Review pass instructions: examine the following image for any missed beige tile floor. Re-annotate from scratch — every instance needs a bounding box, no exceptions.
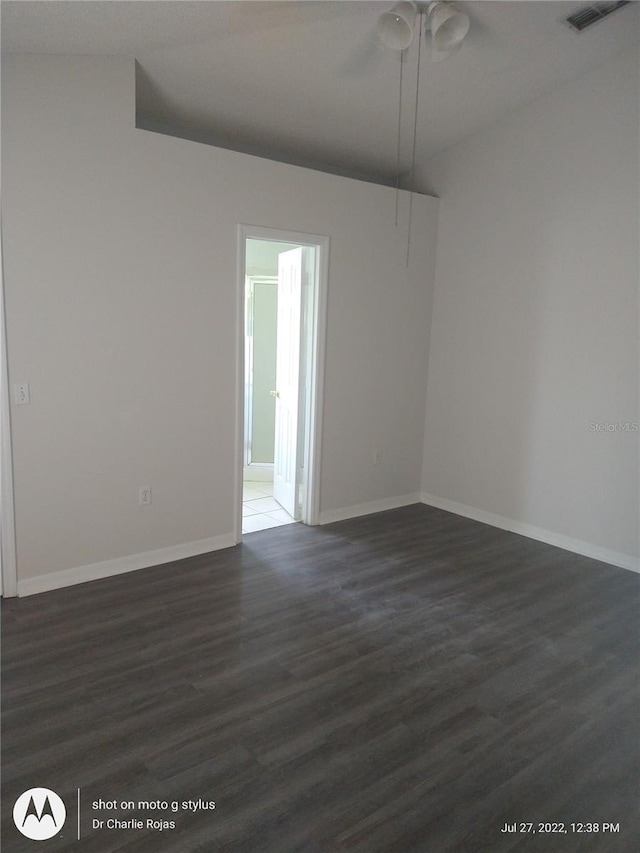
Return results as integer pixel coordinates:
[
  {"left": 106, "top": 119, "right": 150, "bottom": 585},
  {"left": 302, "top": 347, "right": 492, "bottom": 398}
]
[{"left": 242, "top": 480, "right": 296, "bottom": 534}]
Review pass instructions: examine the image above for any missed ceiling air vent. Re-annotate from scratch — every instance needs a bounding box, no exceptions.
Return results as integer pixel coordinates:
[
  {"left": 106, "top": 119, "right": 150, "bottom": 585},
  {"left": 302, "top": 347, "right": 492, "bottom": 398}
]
[{"left": 564, "top": 1, "right": 631, "bottom": 32}]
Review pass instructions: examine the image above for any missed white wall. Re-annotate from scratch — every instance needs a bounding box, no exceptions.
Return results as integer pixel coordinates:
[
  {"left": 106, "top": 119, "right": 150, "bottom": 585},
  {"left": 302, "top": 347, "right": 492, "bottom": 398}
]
[
  {"left": 421, "top": 49, "right": 639, "bottom": 568},
  {"left": 1, "top": 55, "right": 439, "bottom": 591}
]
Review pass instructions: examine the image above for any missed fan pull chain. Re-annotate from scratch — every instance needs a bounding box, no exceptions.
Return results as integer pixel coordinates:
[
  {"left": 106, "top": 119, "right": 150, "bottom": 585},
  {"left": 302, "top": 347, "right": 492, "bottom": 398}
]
[
  {"left": 406, "top": 11, "right": 423, "bottom": 267},
  {"left": 395, "top": 50, "right": 404, "bottom": 227}
]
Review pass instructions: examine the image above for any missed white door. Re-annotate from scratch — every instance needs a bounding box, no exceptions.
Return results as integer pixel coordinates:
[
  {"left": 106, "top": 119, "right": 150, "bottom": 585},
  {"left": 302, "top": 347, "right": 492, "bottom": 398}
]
[{"left": 273, "top": 247, "right": 305, "bottom": 518}]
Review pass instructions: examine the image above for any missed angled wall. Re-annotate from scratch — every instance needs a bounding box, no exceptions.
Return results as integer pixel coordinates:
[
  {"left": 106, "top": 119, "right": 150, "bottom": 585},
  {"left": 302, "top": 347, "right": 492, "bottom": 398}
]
[{"left": 2, "top": 55, "right": 439, "bottom": 593}]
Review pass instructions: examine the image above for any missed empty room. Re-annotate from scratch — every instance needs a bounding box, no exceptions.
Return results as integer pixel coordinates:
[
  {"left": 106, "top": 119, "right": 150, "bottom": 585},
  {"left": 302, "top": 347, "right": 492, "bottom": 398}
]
[{"left": 1, "top": 1, "right": 638, "bottom": 851}]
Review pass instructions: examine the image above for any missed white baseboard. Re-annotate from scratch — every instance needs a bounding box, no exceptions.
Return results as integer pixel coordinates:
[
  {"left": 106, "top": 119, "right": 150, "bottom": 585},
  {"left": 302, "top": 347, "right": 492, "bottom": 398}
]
[
  {"left": 17, "top": 494, "right": 638, "bottom": 596},
  {"left": 17, "top": 533, "right": 237, "bottom": 597},
  {"left": 421, "top": 492, "right": 639, "bottom": 574},
  {"left": 319, "top": 493, "right": 421, "bottom": 526}
]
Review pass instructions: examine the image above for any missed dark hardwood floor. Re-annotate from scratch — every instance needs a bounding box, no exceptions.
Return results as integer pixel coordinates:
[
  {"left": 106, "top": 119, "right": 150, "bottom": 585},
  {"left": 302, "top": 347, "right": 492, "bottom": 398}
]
[{"left": 2, "top": 504, "right": 638, "bottom": 852}]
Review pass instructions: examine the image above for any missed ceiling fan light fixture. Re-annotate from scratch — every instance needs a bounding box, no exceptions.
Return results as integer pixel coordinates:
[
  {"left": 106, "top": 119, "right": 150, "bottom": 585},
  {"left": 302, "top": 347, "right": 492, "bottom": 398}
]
[
  {"left": 377, "top": 1, "right": 418, "bottom": 51},
  {"left": 427, "top": 2, "right": 470, "bottom": 52}
]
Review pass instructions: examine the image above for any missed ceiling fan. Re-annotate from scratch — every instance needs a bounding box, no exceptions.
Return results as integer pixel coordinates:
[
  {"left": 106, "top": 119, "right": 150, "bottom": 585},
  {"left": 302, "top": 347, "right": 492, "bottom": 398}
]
[{"left": 373, "top": 3, "right": 471, "bottom": 263}]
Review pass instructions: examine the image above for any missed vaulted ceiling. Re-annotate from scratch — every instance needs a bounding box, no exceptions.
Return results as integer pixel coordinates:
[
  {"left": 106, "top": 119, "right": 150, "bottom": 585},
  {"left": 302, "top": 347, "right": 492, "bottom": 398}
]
[{"left": 3, "top": 1, "right": 638, "bottom": 192}]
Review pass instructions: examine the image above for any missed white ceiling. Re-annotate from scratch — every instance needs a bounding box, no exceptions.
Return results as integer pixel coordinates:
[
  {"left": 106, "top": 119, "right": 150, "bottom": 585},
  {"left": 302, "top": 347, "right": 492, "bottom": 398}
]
[{"left": 2, "top": 1, "right": 638, "bottom": 191}]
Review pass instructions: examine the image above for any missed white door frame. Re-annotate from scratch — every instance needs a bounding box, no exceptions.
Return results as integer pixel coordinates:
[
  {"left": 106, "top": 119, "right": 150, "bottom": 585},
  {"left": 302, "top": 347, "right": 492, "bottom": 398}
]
[
  {"left": 1, "top": 219, "right": 18, "bottom": 597},
  {"left": 235, "top": 225, "right": 329, "bottom": 542}
]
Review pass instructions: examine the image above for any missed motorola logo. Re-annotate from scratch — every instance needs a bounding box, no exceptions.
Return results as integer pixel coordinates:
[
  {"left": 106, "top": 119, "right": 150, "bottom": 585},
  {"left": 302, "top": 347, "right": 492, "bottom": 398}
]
[{"left": 13, "top": 788, "right": 66, "bottom": 840}]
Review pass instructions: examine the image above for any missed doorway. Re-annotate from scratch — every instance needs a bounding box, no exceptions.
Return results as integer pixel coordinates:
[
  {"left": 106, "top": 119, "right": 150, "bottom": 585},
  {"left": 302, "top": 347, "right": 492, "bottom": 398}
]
[{"left": 236, "top": 226, "right": 328, "bottom": 539}]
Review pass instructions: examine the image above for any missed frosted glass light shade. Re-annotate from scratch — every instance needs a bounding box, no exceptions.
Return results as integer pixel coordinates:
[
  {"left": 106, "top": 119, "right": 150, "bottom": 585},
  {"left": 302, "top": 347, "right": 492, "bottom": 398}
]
[
  {"left": 428, "top": 2, "right": 470, "bottom": 52},
  {"left": 377, "top": 1, "right": 418, "bottom": 50}
]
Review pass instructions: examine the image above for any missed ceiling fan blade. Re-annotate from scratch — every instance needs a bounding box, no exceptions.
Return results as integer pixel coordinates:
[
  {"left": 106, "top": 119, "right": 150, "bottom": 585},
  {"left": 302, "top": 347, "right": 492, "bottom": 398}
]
[{"left": 222, "top": 1, "right": 369, "bottom": 40}]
